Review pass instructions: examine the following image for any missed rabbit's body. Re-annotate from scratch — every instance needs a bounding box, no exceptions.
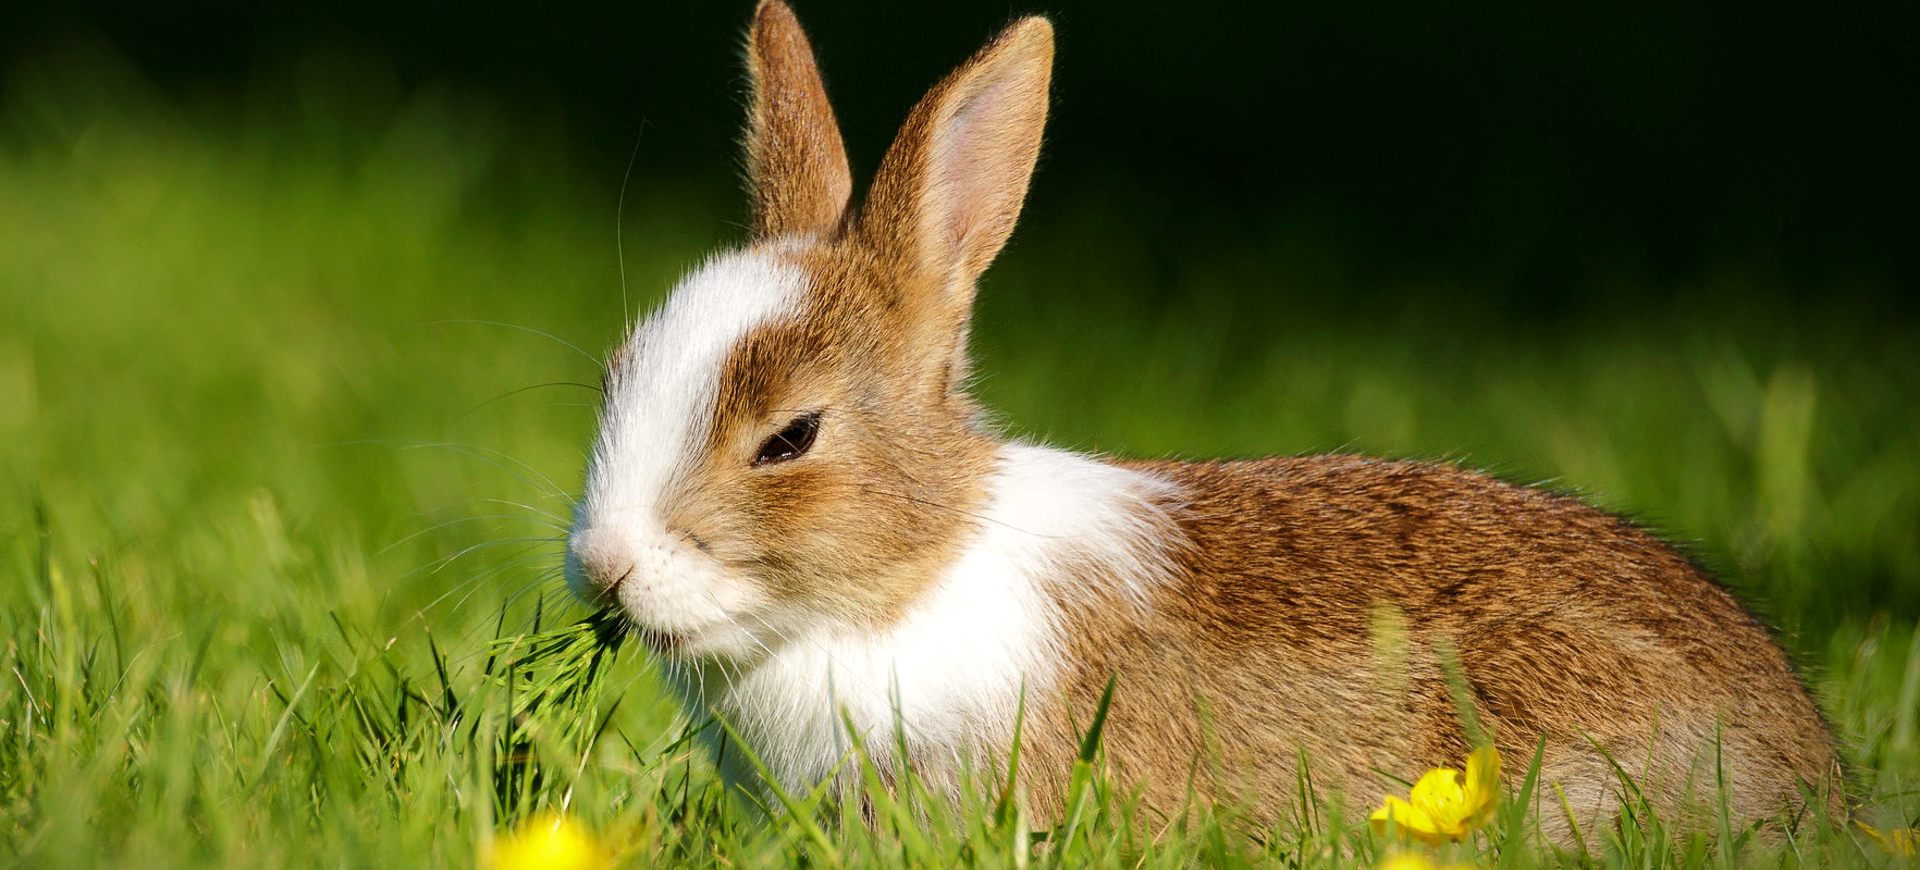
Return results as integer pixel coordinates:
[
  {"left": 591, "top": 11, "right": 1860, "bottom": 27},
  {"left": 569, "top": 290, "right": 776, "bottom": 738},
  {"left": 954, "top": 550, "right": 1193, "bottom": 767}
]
[
  {"left": 658, "top": 440, "right": 1837, "bottom": 836},
  {"left": 1033, "top": 456, "right": 1839, "bottom": 836},
  {"left": 567, "top": 0, "right": 1840, "bottom": 840}
]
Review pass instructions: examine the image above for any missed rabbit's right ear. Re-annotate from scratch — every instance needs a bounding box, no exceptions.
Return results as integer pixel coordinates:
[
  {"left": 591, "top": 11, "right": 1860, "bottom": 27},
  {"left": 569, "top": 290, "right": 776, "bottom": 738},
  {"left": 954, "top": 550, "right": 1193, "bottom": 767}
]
[
  {"left": 744, "top": 0, "right": 852, "bottom": 239},
  {"left": 854, "top": 17, "right": 1053, "bottom": 391}
]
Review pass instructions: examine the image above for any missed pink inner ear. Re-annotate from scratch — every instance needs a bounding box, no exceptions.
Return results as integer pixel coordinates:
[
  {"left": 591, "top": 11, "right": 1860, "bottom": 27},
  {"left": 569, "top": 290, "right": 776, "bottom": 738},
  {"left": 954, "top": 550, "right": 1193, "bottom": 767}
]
[{"left": 927, "top": 72, "right": 1031, "bottom": 270}]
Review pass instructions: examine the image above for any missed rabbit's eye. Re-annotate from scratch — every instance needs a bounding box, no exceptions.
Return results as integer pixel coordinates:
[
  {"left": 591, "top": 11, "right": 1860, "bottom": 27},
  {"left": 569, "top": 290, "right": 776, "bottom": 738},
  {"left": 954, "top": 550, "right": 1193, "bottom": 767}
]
[{"left": 754, "top": 412, "right": 820, "bottom": 466}]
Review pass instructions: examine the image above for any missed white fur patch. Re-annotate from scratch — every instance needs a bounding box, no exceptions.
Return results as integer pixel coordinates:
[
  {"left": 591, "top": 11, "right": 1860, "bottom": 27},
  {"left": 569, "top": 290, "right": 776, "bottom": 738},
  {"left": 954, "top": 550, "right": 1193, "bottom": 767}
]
[
  {"left": 570, "top": 249, "right": 805, "bottom": 643},
  {"left": 679, "top": 442, "right": 1185, "bottom": 796}
]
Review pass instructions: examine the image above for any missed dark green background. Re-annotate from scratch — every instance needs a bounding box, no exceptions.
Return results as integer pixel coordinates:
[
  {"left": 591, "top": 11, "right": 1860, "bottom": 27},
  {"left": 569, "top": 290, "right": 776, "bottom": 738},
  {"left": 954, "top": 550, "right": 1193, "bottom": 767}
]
[{"left": 8, "top": 0, "right": 1915, "bottom": 320}]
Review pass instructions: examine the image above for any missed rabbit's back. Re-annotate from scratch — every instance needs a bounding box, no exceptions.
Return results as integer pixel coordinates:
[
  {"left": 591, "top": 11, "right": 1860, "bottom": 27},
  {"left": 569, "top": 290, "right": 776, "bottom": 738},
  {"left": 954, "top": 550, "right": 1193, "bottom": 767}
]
[{"left": 1026, "top": 456, "right": 1839, "bottom": 837}]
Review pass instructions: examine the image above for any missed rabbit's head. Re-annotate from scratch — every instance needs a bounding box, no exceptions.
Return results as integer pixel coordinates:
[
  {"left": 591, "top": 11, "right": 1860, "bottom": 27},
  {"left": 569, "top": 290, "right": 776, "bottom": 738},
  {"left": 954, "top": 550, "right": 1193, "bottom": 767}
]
[{"left": 567, "top": 1, "right": 1054, "bottom": 663}]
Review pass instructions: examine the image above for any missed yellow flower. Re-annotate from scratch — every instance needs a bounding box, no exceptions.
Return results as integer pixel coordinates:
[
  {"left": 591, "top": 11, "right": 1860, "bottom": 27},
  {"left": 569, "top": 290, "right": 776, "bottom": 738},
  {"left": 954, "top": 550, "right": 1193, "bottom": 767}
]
[
  {"left": 490, "top": 811, "right": 610, "bottom": 870},
  {"left": 1374, "top": 851, "right": 1482, "bottom": 870},
  {"left": 1858, "top": 821, "right": 1919, "bottom": 858},
  {"left": 1376, "top": 853, "right": 1441, "bottom": 870},
  {"left": 1369, "top": 745, "right": 1502, "bottom": 844}
]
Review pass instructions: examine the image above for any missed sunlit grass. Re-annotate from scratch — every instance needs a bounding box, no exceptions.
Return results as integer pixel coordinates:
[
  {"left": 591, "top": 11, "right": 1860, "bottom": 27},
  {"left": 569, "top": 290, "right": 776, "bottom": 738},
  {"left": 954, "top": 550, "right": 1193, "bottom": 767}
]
[{"left": 2, "top": 52, "right": 1917, "bottom": 867}]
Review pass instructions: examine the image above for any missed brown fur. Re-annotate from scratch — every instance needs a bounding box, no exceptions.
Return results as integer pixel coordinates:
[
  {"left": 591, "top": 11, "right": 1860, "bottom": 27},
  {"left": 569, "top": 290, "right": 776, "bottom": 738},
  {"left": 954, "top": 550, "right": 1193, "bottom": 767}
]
[
  {"left": 648, "top": 1, "right": 1842, "bottom": 842},
  {"left": 671, "top": 245, "right": 999, "bottom": 629},
  {"left": 653, "top": 8, "right": 1053, "bottom": 628},
  {"left": 1015, "top": 458, "right": 1842, "bottom": 839},
  {"left": 856, "top": 16, "right": 1053, "bottom": 397},
  {"left": 744, "top": 0, "right": 853, "bottom": 238}
]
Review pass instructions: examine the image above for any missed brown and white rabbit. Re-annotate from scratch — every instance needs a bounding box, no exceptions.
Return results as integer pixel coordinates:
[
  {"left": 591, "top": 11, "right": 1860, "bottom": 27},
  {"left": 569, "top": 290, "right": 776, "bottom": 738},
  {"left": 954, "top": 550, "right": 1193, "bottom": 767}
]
[{"left": 566, "top": 0, "right": 1842, "bottom": 840}]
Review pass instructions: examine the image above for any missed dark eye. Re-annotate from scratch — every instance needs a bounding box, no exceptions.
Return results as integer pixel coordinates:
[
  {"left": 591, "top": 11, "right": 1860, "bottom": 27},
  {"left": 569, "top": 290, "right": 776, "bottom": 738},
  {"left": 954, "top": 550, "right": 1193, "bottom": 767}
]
[{"left": 754, "top": 412, "right": 820, "bottom": 466}]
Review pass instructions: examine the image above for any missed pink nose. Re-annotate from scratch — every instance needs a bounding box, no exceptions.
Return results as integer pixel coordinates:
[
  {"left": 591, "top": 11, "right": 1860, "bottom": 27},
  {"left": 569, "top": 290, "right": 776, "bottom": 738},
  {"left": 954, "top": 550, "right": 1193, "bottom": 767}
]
[{"left": 568, "top": 528, "right": 635, "bottom": 595}]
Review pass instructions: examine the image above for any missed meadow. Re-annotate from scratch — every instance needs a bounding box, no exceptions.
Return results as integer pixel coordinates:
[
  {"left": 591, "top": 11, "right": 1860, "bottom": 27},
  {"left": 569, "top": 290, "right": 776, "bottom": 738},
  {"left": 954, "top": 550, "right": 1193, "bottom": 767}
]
[{"left": 2, "top": 55, "right": 1917, "bottom": 868}]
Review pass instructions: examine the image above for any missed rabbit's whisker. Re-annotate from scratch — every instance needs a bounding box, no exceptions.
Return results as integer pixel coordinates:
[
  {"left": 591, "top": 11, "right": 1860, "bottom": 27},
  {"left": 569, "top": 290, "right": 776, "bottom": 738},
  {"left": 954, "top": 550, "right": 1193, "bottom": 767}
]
[
  {"left": 451, "top": 381, "right": 606, "bottom": 426},
  {"left": 419, "top": 319, "right": 602, "bottom": 367}
]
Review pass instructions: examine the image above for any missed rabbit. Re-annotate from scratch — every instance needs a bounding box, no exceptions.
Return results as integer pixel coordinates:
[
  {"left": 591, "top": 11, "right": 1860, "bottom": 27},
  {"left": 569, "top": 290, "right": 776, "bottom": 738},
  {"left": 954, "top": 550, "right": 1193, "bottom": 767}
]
[{"left": 564, "top": 0, "right": 1843, "bottom": 842}]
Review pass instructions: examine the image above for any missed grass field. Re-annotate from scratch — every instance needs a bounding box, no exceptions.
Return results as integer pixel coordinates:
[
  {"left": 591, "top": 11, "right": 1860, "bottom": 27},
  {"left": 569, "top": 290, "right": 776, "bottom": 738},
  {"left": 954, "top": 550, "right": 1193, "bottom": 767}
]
[{"left": 3, "top": 57, "right": 1918, "bottom": 867}]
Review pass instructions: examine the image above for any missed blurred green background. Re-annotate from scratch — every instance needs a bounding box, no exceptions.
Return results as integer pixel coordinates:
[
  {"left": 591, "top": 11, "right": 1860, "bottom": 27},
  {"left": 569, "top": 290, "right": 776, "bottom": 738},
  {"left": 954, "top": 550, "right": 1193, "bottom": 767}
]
[
  {"left": 6, "top": 0, "right": 1913, "bottom": 630},
  {"left": 2, "top": 0, "right": 1917, "bottom": 864},
  {"left": 9, "top": 0, "right": 1916, "bottom": 314}
]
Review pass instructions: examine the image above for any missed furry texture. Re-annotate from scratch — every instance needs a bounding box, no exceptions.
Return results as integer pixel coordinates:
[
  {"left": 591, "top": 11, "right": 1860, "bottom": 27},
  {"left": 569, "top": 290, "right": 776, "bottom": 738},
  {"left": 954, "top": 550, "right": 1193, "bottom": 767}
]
[
  {"left": 1015, "top": 457, "right": 1842, "bottom": 839},
  {"left": 570, "top": 249, "right": 805, "bottom": 659},
  {"left": 566, "top": 0, "right": 1844, "bottom": 842},
  {"left": 674, "top": 442, "right": 1184, "bottom": 798},
  {"left": 743, "top": 0, "right": 852, "bottom": 238}
]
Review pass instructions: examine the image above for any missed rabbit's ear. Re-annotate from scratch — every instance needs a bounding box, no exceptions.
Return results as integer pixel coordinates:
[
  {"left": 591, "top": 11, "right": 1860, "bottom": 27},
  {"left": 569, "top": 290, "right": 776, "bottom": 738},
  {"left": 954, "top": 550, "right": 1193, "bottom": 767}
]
[
  {"left": 859, "top": 17, "right": 1053, "bottom": 311},
  {"left": 744, "top": 0, "right": 852, "bottom": 239}
]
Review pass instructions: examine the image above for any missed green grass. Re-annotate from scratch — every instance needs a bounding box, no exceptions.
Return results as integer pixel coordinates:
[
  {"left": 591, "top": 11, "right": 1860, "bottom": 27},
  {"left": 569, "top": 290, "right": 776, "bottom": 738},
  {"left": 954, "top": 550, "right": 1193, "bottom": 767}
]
[{"left": 3, "top": 55, "right": 1918, "bottom": 867}]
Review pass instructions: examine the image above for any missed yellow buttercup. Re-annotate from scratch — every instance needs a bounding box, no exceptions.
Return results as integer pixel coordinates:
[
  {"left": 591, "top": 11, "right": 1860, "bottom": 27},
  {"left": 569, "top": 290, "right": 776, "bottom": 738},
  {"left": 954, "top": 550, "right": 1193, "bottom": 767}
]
[
  {"left": 1858, "top": 821, "right": 1919, "bottom": 858},
  {"left": 1369, "top": 745, "right": 1503, "bottom": 845},
  {"left": 489, "top": 811, "right": 611, "bottom": 870},
  {"left": 1374, "top": 852, "right": 1482, "bottom": 870}
]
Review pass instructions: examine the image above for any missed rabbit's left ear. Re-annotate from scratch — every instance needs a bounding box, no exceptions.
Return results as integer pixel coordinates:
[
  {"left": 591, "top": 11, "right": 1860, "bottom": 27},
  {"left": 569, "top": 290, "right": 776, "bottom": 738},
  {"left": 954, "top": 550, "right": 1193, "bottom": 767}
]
[
  {"left": 744, "top": 0, "right": 853, "bottom": 239},
  {"left": 861, "top": 17, "right": 1053, "bottom": 286},
  {"left": 856, "top": 17, "right": 1053, "bottom": 390}
]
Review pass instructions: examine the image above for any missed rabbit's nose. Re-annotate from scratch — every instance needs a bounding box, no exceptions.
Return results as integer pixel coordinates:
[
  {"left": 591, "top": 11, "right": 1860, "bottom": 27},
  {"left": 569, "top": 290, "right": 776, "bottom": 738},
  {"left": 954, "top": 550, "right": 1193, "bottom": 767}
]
[{"left": 567, "top": 528, "right": 637, "bottom": 596}]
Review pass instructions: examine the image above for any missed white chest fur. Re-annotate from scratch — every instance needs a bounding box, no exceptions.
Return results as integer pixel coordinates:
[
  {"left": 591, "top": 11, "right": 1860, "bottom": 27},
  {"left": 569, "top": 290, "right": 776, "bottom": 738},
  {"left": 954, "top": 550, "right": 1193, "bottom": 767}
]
[{"left": 670, "top": 442, "right": 1184, "bottom": 796}]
